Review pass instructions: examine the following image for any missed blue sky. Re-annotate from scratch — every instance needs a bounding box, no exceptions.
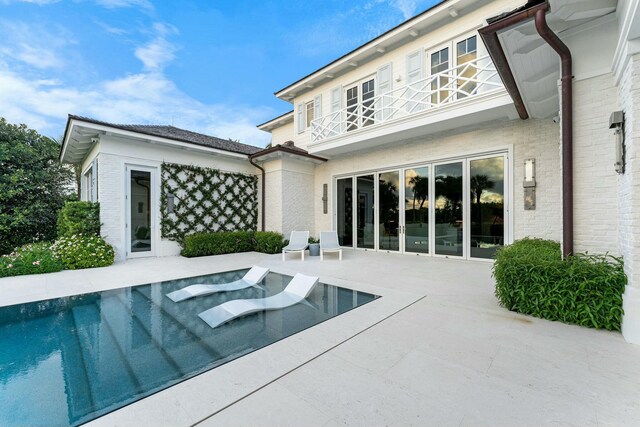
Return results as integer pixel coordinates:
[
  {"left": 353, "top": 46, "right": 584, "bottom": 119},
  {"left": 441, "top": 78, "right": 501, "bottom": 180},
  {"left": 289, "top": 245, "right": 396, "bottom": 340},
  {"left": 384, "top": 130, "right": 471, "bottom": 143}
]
[{"left": 0, "top": 0, "right": 440, "bottom": 147}]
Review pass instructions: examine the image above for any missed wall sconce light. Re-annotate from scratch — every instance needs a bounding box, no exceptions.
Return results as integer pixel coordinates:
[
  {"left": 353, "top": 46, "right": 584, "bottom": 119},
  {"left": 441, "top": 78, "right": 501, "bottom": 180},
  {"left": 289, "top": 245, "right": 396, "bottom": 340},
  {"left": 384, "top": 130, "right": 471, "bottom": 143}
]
[
  {"left": 609, "top": 110, "right": 625, "bottom": 174},
  {"left": 167, "top": 193, "right": 175, "bottom": 213},
  {"left": 523, "top": 158, "right": 536, "bottom": 210},
  {"left": 322, "top": 184, "right": 328, "bottom": 214}
]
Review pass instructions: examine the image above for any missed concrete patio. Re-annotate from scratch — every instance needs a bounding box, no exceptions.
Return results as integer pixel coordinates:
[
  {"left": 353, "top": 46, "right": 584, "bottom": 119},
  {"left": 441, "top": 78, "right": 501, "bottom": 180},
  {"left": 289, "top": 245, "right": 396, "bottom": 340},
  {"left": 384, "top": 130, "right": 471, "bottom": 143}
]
[{"left": 1, "top": 250, "right": 638, "bottom": 426}]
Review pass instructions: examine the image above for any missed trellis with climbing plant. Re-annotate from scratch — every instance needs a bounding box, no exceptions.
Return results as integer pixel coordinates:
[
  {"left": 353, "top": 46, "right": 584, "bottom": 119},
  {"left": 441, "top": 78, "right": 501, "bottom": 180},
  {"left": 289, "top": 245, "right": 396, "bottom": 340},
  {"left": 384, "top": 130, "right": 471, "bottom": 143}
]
[{"left": 160, "top": 162, "right": 258, "bottom": 243}]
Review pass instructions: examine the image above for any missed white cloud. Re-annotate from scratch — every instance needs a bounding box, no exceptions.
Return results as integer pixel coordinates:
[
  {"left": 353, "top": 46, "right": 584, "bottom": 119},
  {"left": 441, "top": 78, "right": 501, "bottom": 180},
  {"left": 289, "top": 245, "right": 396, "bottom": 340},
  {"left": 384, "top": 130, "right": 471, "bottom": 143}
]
[
  {"left": 93, "top": 0, "right": 153, "bottom": 10},
  {"left": 134, "top": 23, "right": 179, "bottom": 71},
  {"left": 389, "top": 0, "right": 419, "bottom": 20},
  {"left": 0, "top": 21, "right": 74, "bottom": 69}
]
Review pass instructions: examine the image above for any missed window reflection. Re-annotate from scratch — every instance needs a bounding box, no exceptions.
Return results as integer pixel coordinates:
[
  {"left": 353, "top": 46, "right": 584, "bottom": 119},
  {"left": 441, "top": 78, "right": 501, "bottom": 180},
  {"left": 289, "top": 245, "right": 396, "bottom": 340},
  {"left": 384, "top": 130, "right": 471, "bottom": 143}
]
[
  {"left": 470, "top": 157, "right": 504, "bottom": 259},
  {"left": 378, "top": 171, "right": 399, "bottom": 251},
  {"left": 405, "top": 167, "right": 429, "bottom": 253},
  {"left": 435, "top": 162, "right": 463, "bottom": 256},
  {"left": 357, "top": 175, "right": 375, "bottom": 249}
]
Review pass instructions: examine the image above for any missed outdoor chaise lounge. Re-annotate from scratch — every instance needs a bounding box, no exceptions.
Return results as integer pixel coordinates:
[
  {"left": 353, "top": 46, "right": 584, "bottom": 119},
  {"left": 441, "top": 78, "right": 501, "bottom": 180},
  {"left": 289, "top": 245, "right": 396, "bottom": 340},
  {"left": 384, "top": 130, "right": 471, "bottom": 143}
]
[
  {"left": 320, "top": 231, "right": 342, "bottom": 261},
  {"left": 165, "top": 266, "right": 270, "bottom": 302},
  {"left": 282, "top": 230, "right": 309, "bottom": 261},
  {"left": 198, "top": 273, "right": 319, "bottom": 328}
]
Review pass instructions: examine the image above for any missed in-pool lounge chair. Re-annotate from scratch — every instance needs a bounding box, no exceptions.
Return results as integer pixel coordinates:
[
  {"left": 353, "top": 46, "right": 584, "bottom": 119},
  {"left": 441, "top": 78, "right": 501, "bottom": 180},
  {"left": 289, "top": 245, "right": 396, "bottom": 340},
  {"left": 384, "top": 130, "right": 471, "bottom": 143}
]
[
  {"left": 320, "top": 231, "right": 342, "bottom": 261},
  {"left": 198, "top": 273, "right": 319, "bottom": 328},
  {"left": 166, "top": 266, "right": 270, "bottom": 302},
  {"left": 282, "top": 230, "right": 309, "bottom": 261}
]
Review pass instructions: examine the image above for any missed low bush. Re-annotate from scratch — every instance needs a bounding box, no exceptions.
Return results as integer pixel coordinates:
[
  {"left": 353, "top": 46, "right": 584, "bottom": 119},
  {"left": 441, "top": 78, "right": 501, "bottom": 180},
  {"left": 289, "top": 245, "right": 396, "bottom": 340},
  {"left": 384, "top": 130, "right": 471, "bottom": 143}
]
[
  {"left": 254, "top": 231, "right": 284, "bottom": 254},
  {"left": 0, "top": 242, "right": 64, "bottom": 278},
  {"left": 493, "top": 238, "right": 627, "bottom": 331},
  {"left": 57, "top": 201, "right": 101, "bottom": 238},
  {"left": 181, "top": 231, "right": 254, "bottom": 257},
  {"left": 52, "top": 234, "right": 115, "bottom": 270}
]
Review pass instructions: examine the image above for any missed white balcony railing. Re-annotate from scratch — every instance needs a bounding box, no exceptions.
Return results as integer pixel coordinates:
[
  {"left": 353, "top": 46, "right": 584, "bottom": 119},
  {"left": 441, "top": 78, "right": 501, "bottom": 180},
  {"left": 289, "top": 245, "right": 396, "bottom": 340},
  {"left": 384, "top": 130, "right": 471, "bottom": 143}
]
[{"left": 310, "top": 55, "right": 504, "bottom": 144}]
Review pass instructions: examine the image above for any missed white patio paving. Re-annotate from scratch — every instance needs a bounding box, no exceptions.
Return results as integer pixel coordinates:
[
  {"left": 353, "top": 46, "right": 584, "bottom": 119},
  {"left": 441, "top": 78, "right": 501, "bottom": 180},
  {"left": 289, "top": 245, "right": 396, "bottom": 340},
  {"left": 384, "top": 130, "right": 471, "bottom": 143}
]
[{"left": 1, "top": 250, "right": 639, "bottom": 426}]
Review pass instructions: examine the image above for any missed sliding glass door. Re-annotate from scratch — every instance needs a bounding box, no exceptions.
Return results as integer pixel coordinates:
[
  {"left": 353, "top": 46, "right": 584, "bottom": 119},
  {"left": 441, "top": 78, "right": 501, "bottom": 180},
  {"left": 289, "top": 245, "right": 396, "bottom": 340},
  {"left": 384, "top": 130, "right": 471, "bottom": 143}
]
[
  {"left": 334, "top": 152, "right": 507, "bottom": 260},
  {"left": 126, "top": 165, "right": 156, "bottom": 258}
]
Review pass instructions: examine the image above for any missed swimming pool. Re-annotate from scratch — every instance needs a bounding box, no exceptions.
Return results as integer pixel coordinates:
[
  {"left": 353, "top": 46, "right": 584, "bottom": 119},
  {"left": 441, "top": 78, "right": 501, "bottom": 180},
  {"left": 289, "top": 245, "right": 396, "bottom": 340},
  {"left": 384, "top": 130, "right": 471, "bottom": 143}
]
[{"left": 0, "top": 270, "right": 378, "bottom": 426}]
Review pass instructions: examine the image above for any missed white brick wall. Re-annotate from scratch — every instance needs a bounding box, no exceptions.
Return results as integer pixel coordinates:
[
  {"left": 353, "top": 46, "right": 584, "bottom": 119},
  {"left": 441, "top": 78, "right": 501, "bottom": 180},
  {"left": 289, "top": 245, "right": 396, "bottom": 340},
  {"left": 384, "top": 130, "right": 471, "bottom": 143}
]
[
  {"left": 97, "top": 153, "right": 124, "bottom": 261},
  {"left": 313, "top": 117, "right": 564, "bottom": 246}
]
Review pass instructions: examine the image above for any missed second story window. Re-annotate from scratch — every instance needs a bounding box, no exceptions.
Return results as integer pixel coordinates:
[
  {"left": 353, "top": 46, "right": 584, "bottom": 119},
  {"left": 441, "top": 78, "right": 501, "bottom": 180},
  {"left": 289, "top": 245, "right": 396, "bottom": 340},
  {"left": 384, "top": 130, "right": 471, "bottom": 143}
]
[
  {"left": 345, "top": 77, "right": 375, "bottom": 132},
  {"left": 306, "top": 101, "right": 314, "bottom": 128},
  {"left": 456, "top": 36, "right": 477, "bottom": 98}
]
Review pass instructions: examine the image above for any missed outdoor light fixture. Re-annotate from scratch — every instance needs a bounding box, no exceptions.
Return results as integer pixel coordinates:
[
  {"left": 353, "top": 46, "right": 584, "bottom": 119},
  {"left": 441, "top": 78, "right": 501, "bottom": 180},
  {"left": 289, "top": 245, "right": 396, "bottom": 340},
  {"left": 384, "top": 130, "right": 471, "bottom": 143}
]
[
  {"left": 523, "top": 158, "right": 536, "bottom": 210},
  {"left": 322, "top": 184, "right": 328, "bottom": 214},
  {"left": 609, "top": 110, "right": 625, "bottom": 174},
  {"left": 167, "top": 193, "right": 175, "bottom": 213}
]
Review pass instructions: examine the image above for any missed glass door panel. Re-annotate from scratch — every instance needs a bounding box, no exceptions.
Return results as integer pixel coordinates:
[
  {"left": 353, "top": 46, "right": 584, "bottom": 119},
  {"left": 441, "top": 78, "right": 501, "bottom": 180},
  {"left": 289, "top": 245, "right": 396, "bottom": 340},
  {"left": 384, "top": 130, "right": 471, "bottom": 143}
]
[
  {"left": 456, "top": 36, "right": 477, "bottom": 98},
  {"left": 356, "top": 175, "right": 375, "bottom": 249},
  {"left": 470, "top": 156, "right": 505, "bottom": 259},
  {"left": 435, "top": 162, "right": 463, "bottom": 256},
  {"left": 346, "top": 86, "right": 358, "bottom": 132},
  {"left": 378, "top": 171, "right": 399, "bottom": 251},
  {"left": 431, "top": 47, "right": 449, "bottom": 105},
  {"left": 130, "top": 169, "right": 152, "bottom": 254},
  {"left": 404, "top": 167, "right": 429, "bottom": 253},
  {"left": 362, "top": 79, "right": 375, "bottom": 127},
  {"left": 336, "top": 177, "right": 353, "bottom": 247}
]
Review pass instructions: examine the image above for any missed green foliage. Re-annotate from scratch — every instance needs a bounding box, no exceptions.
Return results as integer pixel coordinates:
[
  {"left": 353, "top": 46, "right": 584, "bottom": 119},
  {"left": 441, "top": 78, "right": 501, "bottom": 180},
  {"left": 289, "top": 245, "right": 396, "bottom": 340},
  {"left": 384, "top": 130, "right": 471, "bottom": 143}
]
[
  {"left": 308, "top": 236, "right": 319, "bottom": 244},
  {"left": 493, "top": 238, "right": 627, "bottom": 331},
  {"left": 181, "top": 231, "right": 254, "bottom": 257},
  {"left": 0, "top": 118, "right": 74, "bottom": 255},
  {"left": 160, "top": 163, "right": 257, "bottom": 243},
  {"left": 52, "top": 234, "right": 115, "bottom": 270},
  {"left": 254, "top": 231, "right": 284, "bottom": 254},
  {"left": 57, "top": 201, "right": 101, "bottom": 238},
  {"left": 0, "top": 242, "right": 64, "bottom": 278}
]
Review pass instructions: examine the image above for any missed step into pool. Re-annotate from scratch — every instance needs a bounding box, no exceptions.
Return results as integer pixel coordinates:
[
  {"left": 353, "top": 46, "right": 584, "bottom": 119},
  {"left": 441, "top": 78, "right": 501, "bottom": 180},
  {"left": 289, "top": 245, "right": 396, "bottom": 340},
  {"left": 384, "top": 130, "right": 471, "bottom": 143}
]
[{"left": 0, "top": 270, "right": 378, "bottom": 426}]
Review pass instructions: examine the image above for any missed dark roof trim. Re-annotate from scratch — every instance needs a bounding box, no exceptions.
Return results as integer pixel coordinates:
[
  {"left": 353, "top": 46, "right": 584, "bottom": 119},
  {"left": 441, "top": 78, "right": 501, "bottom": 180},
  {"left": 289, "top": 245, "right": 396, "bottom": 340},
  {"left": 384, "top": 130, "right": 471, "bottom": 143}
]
[
  {"left": 478, "top": 0, "right": 549, "bottom": 120},
  {"left": 249, "top": 144, "right": 328, "bottom": 162},
  {"left": 256, "top": 110, "right": 294, "bottom": 129},
  {"left": 63, "top": 114, "right": 261, "bottom": 156},
  {"left": 274, "top": 0, "right": 449, "bottom": 96}
]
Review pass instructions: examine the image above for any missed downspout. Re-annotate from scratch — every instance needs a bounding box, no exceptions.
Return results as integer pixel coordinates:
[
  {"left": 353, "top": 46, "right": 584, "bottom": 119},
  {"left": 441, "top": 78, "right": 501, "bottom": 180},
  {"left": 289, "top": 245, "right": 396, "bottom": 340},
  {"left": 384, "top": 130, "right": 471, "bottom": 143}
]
[
  {"left": 534, "top": 9, "right": 574, "bottom": 257},
  {"left": 249, "top": 157, "right": 266, "bottom": 231}
]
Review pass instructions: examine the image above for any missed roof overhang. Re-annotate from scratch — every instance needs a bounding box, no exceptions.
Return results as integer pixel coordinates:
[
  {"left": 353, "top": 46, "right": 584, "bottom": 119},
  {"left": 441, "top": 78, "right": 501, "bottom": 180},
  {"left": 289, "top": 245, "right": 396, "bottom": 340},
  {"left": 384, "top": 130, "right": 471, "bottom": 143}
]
[
  {"left": 249, "top": 145, "right": 327, "bottom": 164},
  {"left": 59, "top": 116, "right": 250, "bottom": 164},
  {"left": 256, "top": 110, "right": 294, "bottom": 132},
  {"left": 479, "top": 0, "right": 618, "bottom": 120},
  {"left": 275, "top": 0, "right": 497, "bottom": 102}
]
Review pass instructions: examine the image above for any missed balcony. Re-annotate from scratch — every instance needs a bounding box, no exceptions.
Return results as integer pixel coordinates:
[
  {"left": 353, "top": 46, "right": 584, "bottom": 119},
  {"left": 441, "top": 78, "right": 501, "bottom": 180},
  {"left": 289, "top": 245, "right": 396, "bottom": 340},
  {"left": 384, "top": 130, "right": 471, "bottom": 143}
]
[{"left": 309, "top": 56, "right": 514, "bottom": 155}]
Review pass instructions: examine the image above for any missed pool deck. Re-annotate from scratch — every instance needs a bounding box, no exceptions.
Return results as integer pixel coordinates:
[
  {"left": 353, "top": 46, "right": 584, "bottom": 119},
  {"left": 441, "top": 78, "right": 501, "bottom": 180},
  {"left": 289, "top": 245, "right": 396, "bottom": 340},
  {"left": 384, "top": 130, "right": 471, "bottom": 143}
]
[{"left": 1, "top": 250, "right": 639, "bottom": 426}]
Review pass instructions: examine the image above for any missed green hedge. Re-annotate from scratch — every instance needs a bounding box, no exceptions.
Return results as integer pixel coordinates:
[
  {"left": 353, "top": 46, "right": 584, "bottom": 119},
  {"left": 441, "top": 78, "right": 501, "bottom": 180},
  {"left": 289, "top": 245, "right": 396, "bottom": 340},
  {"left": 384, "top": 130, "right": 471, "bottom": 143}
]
[
  {"left": 181, "top": 231, "right": 285, "bottom": 257},
  {"left": 254, "top": 231, "right": 284, "bottom": 254},
  {"left": 181, "top": 231, "right": 255, "bottom": 257},
  {"left": 52, "top": 234, "right": 115, "bottom": 270},
  {"left": 57, "top": 201, "right": 101, "bottom": 238},
  {"left": 493, "top": 238, "right": 627, "bottom": 331},
  {"left": 0, "top": 242, "right": 64, "bottom": 278}
]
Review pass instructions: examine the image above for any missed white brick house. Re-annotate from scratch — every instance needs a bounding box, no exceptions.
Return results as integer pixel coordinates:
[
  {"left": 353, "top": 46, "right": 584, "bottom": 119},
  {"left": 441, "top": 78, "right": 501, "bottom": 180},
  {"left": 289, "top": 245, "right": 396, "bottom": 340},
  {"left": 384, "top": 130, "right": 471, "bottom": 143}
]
[
  {"left": 254, "top": 0, "right": 640, "bottom": 343},
  {"left": 60, "top": 0, "right": 640, "bottom": 344}
]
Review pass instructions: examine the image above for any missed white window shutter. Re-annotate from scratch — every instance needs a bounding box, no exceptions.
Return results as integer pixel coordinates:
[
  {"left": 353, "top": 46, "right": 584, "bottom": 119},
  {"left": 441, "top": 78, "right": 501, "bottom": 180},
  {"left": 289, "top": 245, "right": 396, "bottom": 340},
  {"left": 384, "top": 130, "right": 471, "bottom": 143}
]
[
  {"left": 330, "top": 86, "right": 342, "bottom": 112},
  {"left": 314, "top": 94, "right": 322, "bottom": 119},
  {"left": 406, "top": 50, "right": 424, "bottom": 112},
  {"left": 297, "top": 102, "right": 304, "bottom": 133},
  {"left": 376, "top": 63, "right": 393, "bottom": 121}
]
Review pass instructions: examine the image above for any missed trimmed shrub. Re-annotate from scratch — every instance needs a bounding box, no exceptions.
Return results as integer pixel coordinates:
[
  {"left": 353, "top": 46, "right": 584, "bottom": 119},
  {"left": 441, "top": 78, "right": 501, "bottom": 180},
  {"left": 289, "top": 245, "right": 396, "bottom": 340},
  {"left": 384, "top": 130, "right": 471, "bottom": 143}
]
[
  {"left": 181, "top": 231, "right": 254, "bottom": 257},
  {"left": 254, "top": 231, "right": 284, "bottom": 254},
  {"left": 0, "top": 242, "right": 64, "bottom": 278},
  {"left": 57, "top": 201, "right": 101, "bottom": 238},
  {"left": 52, "top": 234, "right": 115, "bottom": 270},
  {"left": 493, "top": 238, "right": 627, "bottom": 331}
]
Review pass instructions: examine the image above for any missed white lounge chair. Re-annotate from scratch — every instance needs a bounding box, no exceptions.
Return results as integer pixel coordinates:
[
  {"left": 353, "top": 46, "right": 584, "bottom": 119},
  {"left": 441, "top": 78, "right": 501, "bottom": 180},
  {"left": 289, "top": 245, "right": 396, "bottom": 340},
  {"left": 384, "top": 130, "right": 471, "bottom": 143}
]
[
  {"left": 282, "top": 230, "right": 309, "bottom": 261},
  {"left": 198, "top": 273, "right": 319, "bottom": 329},
  {"left": 320, "top": 231, "right": 342, "bottom": 261},
  {"left": 165, "top": 266, "right": 270, "bottom": 302}
]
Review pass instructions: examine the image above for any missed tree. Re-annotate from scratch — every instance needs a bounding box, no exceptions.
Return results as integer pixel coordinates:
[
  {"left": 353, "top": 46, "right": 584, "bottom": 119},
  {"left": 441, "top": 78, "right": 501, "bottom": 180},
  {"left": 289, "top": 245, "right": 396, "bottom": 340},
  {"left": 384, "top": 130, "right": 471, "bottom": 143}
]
[
  {"left": 470, "top": 174, "right": 495, "bottom": 206},
  {"left": 0, "top": 118, "right": 74, "bottom": 254}
]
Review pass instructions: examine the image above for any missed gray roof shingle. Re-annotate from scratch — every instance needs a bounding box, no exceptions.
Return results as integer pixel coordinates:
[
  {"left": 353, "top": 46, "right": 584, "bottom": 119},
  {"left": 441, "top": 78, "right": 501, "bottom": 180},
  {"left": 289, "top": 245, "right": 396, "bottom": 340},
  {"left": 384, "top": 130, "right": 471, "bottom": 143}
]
[{"left": 68, "top": 114, "right": 261, "bottom": 155}]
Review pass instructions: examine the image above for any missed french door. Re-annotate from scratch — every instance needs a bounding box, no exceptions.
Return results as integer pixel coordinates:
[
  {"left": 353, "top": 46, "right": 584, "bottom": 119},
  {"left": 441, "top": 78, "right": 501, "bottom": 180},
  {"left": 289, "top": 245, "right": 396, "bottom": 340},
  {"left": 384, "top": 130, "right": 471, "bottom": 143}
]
[
  {"left": 345, "top": 77, "right": 375, "bottom": 132},
  {"left": 126, "top": 165, "right": 156, "bottom": 258},
  {"left": 334, "top": 153, "right": 507, "bottom": 260}
]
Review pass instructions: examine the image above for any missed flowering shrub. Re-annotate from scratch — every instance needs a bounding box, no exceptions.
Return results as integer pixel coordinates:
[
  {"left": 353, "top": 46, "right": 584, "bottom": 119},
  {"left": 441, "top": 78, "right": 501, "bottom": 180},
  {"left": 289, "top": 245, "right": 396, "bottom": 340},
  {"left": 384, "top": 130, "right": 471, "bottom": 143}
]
[
  {"left": 0, "top": 242, "right": 64, "bottom": 278},
  {"left": 52, "top": 234, "right": 115, "bottom": 270}
]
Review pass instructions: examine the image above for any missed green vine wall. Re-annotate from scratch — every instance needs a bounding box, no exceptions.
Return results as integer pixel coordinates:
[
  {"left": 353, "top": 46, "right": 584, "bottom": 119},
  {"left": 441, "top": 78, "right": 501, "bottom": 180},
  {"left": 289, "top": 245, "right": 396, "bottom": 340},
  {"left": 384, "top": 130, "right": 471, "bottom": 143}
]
[{"left": 160, "top": 163, "right": 258, "bottom": 243}]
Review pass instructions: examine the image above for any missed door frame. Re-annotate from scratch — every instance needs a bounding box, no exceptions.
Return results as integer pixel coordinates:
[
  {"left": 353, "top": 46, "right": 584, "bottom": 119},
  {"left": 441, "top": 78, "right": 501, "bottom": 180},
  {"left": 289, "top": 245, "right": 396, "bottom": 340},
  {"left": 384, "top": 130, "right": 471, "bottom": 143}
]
[
  {"left": 377, "top": 169, "right": 401, "bottom": 253},
  {"left": 125, "top": 164, "right": 157, "bottom": 259},
  {"left": 400, "top": 165, "right": 431, "bottom": 256}
]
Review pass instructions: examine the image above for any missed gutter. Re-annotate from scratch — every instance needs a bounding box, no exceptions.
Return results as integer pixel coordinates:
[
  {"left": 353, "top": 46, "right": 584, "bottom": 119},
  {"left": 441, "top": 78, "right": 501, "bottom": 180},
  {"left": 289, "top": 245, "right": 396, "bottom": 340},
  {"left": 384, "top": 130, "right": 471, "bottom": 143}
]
[
  {"left": 479, "top": 1, "right": 574, "bottom": 257},
  {"left": 248, "top": 158, "right": 266, "bottom": 232}
]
